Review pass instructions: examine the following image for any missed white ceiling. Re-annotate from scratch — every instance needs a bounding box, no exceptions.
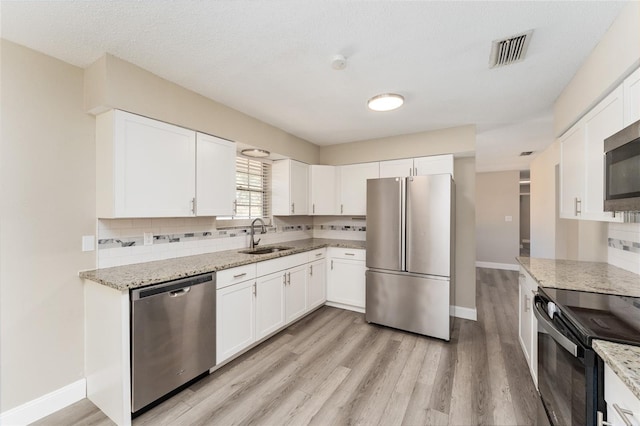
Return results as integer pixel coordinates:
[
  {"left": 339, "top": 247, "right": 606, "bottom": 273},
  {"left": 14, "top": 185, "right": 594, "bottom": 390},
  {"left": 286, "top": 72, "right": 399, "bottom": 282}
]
[{"left": 0, "top": 1, "right": 628, "bottom": 171}]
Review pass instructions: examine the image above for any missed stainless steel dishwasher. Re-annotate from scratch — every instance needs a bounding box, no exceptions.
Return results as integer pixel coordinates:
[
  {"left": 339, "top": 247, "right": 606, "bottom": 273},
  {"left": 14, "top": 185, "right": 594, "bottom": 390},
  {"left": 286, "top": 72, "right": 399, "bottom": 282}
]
[{"left": 131, "top": 273, "right": 216, "bottom": 412}]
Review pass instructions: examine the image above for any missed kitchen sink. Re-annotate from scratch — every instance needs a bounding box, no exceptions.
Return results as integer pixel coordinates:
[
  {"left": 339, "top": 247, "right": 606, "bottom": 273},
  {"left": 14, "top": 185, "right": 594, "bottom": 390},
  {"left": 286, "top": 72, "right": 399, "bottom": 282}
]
[{"left": 239, "top": 246, "right": 294, "bottom": 255}]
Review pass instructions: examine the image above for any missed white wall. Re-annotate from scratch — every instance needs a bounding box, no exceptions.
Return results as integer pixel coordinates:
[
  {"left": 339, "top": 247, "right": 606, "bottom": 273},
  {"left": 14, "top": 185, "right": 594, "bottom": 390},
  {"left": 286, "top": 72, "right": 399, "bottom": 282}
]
[
  {"left": 0, "top": 40, "right": 96, "bottom": 412},
  {"left": 475, "top": 171, "right": 520, "bottom": 266}
]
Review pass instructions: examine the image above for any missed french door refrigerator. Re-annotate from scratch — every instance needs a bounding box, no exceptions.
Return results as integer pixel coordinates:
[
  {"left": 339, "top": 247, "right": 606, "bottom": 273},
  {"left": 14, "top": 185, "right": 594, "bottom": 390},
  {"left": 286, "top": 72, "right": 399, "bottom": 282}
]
[{"left": 365, "top": 174, "right": 455, "bottom": 340}]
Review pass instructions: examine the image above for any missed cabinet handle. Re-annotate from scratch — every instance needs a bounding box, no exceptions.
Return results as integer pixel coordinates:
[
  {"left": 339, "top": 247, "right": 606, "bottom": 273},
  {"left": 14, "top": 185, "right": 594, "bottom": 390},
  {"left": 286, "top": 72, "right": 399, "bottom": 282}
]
[
  {"left": 253, "top": 283, "right": 257, "bottom": 296},
  {"left": 613, "top": 404, "right": 634, "bottom": 426},
  {"left": 331, "top": 260, "right": 334, "bottom": 270},
  {"left": 191, "top": 197, "right": 196, "bottom": 214},
  {"left": 598, "top": 411, "right": 612, "bottom": 426},
  {"left": 291, "top": 203, "right": 295, "bottom": 214},
  {"left": 345, "top": 252, "right": 355, "bottom": 256},
  {"left": 287, "top": 272, "right": 291, "bottom": 285},
  {"left": 310, "top": 265, "right": 313, "bottom": 276},
  {"left": 341, "top": 204, "right": 344, "bottom": 214},
  {"left": 313, "top": 204, "right": 315, "bottom": 214},
  {"left": 315, "top": 253, "right": 323, "bottom": 257},
  {"left": 414, "top": 167, "right": 417, "bottom": 176},
  {"left": 233, "top": 273, "right": 247, "bottom": 279},
  {"left": 233, "top": 200, "right": 237, "bottom": 215},
  {"left": 524, "top": 295, "right": 530, "bottom": 312},
  {"left": 283, "top": 274, "right": 287, "bottom": 285},
  {"left": 574, "top": 197, "right": 582, "bottom": 216}
]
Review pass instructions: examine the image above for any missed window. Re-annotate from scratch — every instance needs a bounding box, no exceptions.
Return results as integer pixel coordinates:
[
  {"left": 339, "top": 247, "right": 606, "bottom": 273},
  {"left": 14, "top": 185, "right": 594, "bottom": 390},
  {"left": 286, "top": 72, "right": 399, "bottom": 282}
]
[{"left": 232, "top": 156, "right": 270, "bottom": 219}]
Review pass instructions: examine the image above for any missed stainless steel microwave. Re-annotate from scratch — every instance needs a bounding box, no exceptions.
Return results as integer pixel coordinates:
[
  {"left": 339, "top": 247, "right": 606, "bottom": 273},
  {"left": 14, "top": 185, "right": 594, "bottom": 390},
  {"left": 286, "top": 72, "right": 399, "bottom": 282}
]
[{"left": 604, "top": 118, "right": 640, "bottom": 212}]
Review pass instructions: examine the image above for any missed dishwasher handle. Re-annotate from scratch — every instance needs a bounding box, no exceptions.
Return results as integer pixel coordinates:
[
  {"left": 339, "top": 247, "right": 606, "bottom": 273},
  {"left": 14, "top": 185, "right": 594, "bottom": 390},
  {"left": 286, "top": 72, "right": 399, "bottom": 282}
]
[{"left": 132, "top": 273, "right": 213, "bottom": 300}]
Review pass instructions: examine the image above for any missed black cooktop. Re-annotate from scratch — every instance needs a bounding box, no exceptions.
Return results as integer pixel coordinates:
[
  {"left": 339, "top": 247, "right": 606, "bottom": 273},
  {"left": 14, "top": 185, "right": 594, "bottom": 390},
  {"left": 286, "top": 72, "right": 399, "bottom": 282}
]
[{"left": 539, "top": 287, "right": 640, "bottom": 347}]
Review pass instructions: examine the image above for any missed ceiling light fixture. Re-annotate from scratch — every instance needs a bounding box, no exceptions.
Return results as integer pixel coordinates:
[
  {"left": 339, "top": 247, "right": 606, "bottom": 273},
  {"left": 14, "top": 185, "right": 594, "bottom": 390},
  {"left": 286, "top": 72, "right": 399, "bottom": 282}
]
[
  {"left": 367, "top": 93, "right": 404, "bottom": 112},
  {"left": 241, "top": 148, "right": 270, "bottom": 158}
]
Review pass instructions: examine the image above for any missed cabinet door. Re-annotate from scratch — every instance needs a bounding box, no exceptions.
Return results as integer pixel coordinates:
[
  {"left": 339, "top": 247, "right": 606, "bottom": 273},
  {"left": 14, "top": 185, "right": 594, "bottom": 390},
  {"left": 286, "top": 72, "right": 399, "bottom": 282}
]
[
  {"left": 624, "top": 67, "right": 640, "bottom": 126},
  {"left": 327, "top": 257, "right": 366, "bottom": 309},
  {"left": 285, "top": 264, "right": 307, "bottom": 323},
  {"left": 256, "top": 272, "right": 286, "bottom": 339},
  {"left": 379, "top": 158, "right": 413, "bottom": 178},
  {"left": 290, "top": 160, "right": 309, "bottom": 215},
  {"left": 605, "top": 364, "right": 640, "bottom": 426},
  {"left": 309, "top": 165, "right": 337, "bottom": 215},
  {"left": 307, "top": 259, "right": 326, "bottom": 309},
  {"left": 518, "top": 271, "right": 532, "bottom": 364},
  {"left": 526, "top": 273, "right": 538, "bottom": 387},
  {"left": 196, "top": 133, "right": 236, "bottom": 217},
  {"left": 114, "top": 110, "right": 196, "bottom": 217},
  {"left": 338, "top": 163, "right": 379, "bottom": 215},
  {"left": 217, "top": 280, "right": 256, "bottom": 363},
  {"left": 559, "top": 124, "right": 586, "bottom": 219},
  {"left": 583, "top": 86, "right": 624, "bottom": 221},
  {"left": 272, "top": 159, "right": 309, "bottom": 215},
  {"left": 413, "top": 154, "right": 454, "bottom": 177}
]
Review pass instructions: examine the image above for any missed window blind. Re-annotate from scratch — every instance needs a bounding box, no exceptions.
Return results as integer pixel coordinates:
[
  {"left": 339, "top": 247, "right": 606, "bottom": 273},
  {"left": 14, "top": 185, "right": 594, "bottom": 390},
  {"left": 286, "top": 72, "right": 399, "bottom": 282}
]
[{"left": 233, "top": 157, "right": 270, "bottom": 219}]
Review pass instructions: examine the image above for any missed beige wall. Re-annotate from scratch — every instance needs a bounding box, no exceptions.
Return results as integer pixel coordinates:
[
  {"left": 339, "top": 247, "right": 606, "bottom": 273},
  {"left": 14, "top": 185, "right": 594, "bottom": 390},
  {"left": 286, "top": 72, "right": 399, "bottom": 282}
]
[
  {"left": 475, "top": 171, "right": 520, "bottom": 265},
  {"left": 319, "top": 125, "right": 475, "bottom": 165},
  {"left": 0, "top": 40, "right": 96, "bottom": 411},
  {"left": 554, "top": 1, "right": 640, "bottom": 136},
  {"left": 319, "top": 129, "right": 476, "bottom": 311},
  {"left": 530, "top": 142, "right": 559, "bottom": 259},
  {"left": 85, "top": 54, "right": 320, "bottom": 164}
]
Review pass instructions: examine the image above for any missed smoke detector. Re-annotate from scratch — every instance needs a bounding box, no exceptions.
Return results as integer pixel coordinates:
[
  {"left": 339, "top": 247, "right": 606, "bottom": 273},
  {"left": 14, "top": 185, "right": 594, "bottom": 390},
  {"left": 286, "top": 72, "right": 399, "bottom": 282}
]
[
  {"left": 489, "top": 30, "right": 533, "bottom": 68},
  {"left": 331, "top": 54, "right": 347, "bottom": 70}
]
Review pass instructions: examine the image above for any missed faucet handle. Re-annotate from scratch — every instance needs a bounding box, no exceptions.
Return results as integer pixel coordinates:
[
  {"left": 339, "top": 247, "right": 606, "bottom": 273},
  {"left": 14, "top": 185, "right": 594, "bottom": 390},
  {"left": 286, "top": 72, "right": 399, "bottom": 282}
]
[{"left": 254, "top": 237, "right": 261, "bottom": 246}]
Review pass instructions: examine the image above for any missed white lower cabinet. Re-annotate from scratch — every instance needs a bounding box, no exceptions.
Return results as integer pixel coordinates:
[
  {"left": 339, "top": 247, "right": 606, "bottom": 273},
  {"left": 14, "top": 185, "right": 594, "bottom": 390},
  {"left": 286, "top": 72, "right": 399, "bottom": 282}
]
[
  {"left": 518, "top": 267, "right": 538, "bottom": 387},
  {"left": 285, "top": 264, "right": 308, "bottom": 323},
  {"left": 256, "top": 271, "right": 286, "bottom": 340},
  {"left": 216, "top": 278, "right": 256, "bottom": 364},
  {"left": 604, "top": 363, "right": 640, "bottom": 426},
  {"left": 326, "top": 248, "right": 366, "bottom": 312},
  {"left": 307, "top": 258, "right": 327, "bottom": 309}
]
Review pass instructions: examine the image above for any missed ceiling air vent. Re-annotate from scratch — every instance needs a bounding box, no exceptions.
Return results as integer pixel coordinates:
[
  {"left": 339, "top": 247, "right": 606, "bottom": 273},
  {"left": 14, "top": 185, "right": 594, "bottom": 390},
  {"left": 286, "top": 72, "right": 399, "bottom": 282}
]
[
  {"left": 520, "top": 151, "right": 534, "bottom": 156},
  {"left": 489, "top": 30, "right": 533, "bottom": 68}
]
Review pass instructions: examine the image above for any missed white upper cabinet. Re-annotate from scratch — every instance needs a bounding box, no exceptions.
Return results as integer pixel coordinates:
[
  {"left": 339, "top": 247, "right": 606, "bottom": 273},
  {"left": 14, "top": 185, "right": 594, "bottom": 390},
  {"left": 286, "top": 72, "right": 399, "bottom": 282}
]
[
  {"left": 196, "top": 132, "right": 236, "bottom": 217},
  {"left": 272, "top": 159, "right": 309, "bottom": 215},
  {"left": 624, "top": 67, "right": 640, "bottom": 126},
  {"left": 583, "top": 86, "right": 623, "bottom": 220},
  {"left": 414, "top": 154, "right": 454, "bottom": 177},
  {"left": 338, "top": 162, "right": 379, "bottom": 215},
  {"left": 97, "top": 109, "right": 196, "bottom": 218},
  {"left": 309, "top": 165, "right": 338, "bottom": 215},
  {"left": 379, "top": 158, "right": 413, "bottom": 178},
  {"left": 560, "top": 85, "right": 624, "bottom": 222}
]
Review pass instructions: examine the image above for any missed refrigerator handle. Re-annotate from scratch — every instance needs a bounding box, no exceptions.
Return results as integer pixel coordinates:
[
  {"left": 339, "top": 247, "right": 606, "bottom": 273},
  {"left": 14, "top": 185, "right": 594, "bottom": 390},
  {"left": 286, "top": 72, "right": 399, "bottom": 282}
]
[{"left": 400, "top": 177, "right": 406, "bottom": 269}]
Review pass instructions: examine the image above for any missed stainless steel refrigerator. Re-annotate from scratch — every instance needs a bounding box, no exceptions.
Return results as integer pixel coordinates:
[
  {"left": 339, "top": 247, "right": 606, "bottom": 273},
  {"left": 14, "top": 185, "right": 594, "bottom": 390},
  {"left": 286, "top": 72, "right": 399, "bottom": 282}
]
[{"left": 365, "top": 174, "right": 455, "bottom": 340}]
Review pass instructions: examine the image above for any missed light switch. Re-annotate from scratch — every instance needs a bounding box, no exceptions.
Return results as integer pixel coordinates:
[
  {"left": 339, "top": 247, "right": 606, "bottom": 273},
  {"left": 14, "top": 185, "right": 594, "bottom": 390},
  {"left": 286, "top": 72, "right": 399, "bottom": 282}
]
[
  {"left": 505, "top": 216, "right": 513, "bottom": 222},
  {"left": 82, "top": 235, "right": 95, "bottom": 252},
  {"left": 144, "top": 233, "right": 153, "bottom": 246}
]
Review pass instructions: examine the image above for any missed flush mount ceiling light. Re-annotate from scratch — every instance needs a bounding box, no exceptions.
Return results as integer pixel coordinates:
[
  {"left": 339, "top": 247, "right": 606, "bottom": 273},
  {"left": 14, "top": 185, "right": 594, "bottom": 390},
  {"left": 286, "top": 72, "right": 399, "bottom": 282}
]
[
  {"left": 367, "top": 93, "right": 404, "bottom": 112},
  {"left": 241, "top": 148, "right": 270, "bottom": 158}
]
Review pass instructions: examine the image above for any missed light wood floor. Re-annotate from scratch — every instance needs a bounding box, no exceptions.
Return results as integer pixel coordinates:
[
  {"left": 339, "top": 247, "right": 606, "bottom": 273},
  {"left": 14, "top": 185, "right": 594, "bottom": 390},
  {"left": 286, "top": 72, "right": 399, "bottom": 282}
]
[{"left": 35, "top": 268, "right": 537, "bottom": 425}]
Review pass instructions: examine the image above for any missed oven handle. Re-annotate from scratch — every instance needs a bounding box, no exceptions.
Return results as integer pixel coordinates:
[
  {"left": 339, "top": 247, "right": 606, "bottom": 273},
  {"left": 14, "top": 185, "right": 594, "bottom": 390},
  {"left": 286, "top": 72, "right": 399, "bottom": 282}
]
[{"left": 533, "top": 299, "right": 578, "bottom": 357}]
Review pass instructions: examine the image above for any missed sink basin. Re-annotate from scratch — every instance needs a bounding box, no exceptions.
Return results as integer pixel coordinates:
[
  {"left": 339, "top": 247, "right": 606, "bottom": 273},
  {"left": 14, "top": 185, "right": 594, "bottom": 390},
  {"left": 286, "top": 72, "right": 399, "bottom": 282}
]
[{"left": 239, "top": 246, "right": 294, "bottom": 255}]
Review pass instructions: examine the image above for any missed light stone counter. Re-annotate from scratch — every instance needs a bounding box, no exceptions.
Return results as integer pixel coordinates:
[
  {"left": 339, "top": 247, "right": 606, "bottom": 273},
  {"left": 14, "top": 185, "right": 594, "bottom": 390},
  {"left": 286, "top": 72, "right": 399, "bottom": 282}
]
[
  {"left": 80, "top": 238, "right": 366, "bottom": 291},
  {"left": 516, "top": 257, "right": 640, "bottom": 298},
  {"left": 593, "top": 340, "right": 640, "bottom": 401}
]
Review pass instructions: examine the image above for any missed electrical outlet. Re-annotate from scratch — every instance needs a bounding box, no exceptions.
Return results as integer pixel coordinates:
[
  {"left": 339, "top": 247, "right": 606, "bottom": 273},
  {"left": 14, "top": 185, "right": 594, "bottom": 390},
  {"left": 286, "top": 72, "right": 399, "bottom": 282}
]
[
  {"left": 144, "top": 233, "right": 153, "bottom": 246},
  {"left": 505, "top": 216, "right": 513, "bottom": 222}
]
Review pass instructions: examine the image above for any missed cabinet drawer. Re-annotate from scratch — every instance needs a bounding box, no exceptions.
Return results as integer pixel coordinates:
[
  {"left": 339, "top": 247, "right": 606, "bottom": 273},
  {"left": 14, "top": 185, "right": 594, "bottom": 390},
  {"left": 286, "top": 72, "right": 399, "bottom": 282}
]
[
  {"left": 217, "top": 264, "right": 257, "bottom": 289},
  {"left": 257, "top": 252, "right": 308, "bottom": 277},
  {"left": 307, "top": 248, "right": 326, "bottom": 262},
  {"left": 328, "top": 248, "right": 365, "bottom": 261}
]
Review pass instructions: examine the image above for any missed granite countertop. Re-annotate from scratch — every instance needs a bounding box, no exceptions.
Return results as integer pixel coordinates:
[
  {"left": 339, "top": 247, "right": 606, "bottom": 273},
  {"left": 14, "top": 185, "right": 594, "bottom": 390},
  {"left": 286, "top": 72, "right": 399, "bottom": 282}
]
[
  {"left": 516, "top": 257, "right": 640, "bottom": 298},
  {"left": 593, "top": 340, "right": 640, "bottom": 400},
  {"left": 80, "top": 238, "right": 366, "bottom": 291}
]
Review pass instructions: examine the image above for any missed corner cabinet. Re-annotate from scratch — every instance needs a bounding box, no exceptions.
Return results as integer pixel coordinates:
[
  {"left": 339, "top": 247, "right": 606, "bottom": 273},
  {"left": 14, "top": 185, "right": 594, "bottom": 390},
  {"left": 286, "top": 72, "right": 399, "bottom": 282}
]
[
  {"left": 337, "top": 163, "right": 379, "bottom": 215},
  {"left": 272, "top": 159, "right": 309, "bottom": 215},
  {"left": 96, "top": 110, "right": 236, "bottom": 218}
]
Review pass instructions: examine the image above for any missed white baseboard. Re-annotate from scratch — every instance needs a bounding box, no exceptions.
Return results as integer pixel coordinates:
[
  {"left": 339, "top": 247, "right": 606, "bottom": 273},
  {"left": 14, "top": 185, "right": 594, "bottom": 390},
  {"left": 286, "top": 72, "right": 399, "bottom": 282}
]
[
  {"left": 450, "top": 305, "right": 478, "bottom": 321},
  {"left": 0, "top": 378, "right": 86, "bottom": 425},
  {"left": 475, "top": 261, "right": 520, "bottom": 271},
  {"left": 325, "top": 301, "right": 365, "bottom": 314}
]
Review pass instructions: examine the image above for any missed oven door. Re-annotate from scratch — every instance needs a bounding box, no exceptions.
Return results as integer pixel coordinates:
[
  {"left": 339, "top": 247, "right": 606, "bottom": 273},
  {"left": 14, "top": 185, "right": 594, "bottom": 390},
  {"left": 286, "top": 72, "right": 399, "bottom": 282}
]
[{"left": 534, "top": 295, "right": 600, "bottom": 426}]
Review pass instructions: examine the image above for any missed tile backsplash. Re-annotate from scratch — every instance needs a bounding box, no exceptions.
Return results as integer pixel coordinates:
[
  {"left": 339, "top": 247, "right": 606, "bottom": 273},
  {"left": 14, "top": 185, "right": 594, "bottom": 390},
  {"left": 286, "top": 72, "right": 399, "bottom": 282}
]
[
  {"left": 96, "top": 215, "right": 366, "bottom": 268},
  {"left": 608, "top": 222, "right": 640, "bottom": 275}
]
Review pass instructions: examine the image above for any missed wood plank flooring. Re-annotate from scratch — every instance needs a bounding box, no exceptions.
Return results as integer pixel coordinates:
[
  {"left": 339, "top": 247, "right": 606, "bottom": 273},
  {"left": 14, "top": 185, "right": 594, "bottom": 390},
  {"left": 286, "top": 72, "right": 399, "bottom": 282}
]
[{"left": 34, "top": 268, "right": 537, "bottom": 425}]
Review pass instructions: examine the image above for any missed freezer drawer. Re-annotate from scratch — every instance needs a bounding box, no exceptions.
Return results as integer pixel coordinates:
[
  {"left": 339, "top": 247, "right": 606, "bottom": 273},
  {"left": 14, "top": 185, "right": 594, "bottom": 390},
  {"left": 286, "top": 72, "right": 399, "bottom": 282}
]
[{"left": 365, "top": 270, "right": 451, "bottom": 340}]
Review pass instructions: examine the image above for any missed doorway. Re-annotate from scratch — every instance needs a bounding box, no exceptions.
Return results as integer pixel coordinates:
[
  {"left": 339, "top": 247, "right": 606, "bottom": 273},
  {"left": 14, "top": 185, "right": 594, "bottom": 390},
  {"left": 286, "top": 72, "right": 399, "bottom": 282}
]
[{"left": 520, "top": 170, "right": 530, "bottom": 256}]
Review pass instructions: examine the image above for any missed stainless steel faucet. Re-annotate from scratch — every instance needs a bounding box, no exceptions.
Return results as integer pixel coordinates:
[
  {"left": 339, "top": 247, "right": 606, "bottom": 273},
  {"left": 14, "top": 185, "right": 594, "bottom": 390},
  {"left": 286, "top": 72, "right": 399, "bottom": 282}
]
[{"left": 250, "top": 218, "right": 266, "bottom": 249}]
